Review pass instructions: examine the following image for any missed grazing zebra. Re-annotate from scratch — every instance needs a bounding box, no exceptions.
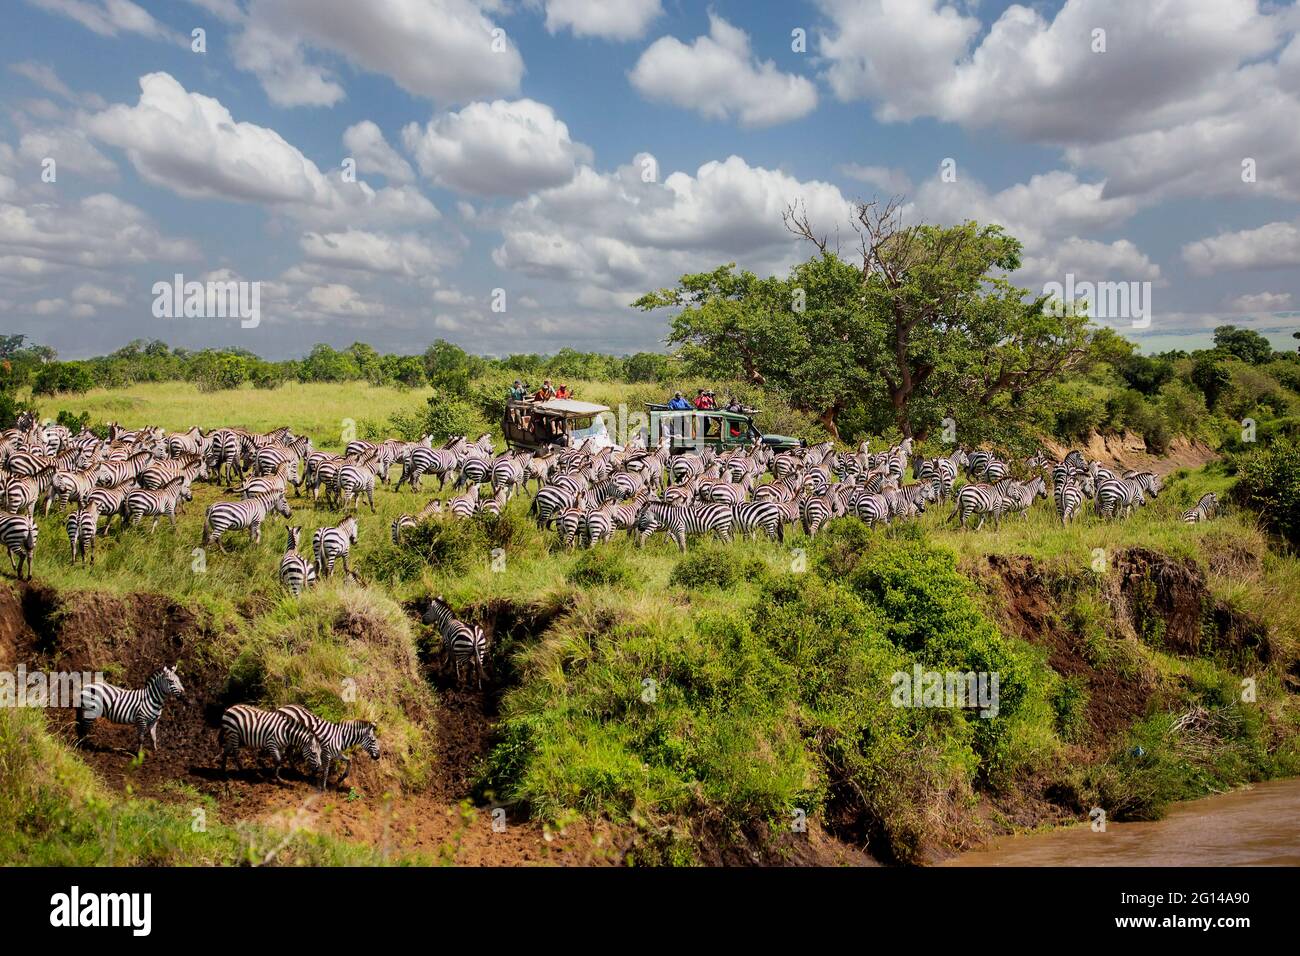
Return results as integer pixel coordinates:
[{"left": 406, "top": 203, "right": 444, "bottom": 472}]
[
  {"left": 422, "top": 597, "right": 487, "bottom": 687},
  {"left": 391, "top": 499, "right": 443, "bottom": 543},
  {"left": 219, "top": 704, "right": 325, "bottom": 788},
  {"left": 951, "top": 484, "right": 1011, "bottom": 530},
  {"left": 75, "top": 666, "right": 186, "bottom": 752},
  {"left": 124, "top": 477, "right": 193, "bottom": 532},
  {"left": 0, "top": 513, "right": 38, "bottom": 579},
  {"left": 66, "top": 504, "right": 100, "bottom": 565},
  {"left": 203, "top": 491, "right": 291, "bottom": 550},
  {"left": 732, "top": 500, "right": 785, "bottom": 542},
  {"left": 276, "top": 703, "right": 381, "bottom": 786},
  {"left": 313, "top": 516, "right": 358, "bottom": 577},
  {"left": 635, "top": 501, "right": 734, "bottom": 551},
  {"left": 279, "top": 525, "right": 317, "bottom": 596},
  {"left": 1183, "top": 492, "right": 1218, "bottom": 523}
]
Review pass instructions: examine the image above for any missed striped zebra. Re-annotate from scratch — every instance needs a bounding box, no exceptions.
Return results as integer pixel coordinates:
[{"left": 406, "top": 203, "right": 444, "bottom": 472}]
[
  {"left": 335, "top": 460, "right": 378, "bottom": 513},
  {"left": 0, "top": 513, "right": 38, "bottom": 579},
  {"left": 66, "top": 504, "right": 100, "bottom": 565},
  {"left": 203, "top": 491, "right": 291, "bottom": 550},
  {"left": 1183, "top": 492, "right": 1218, "bottom": 523},
  {"left": 46, "top": 468, "right": 98, "bottom": 515},
  {"left": 732, "top": 500, "right": 785, "bottom": 542},
  {"left": 279, "top": 525, "right": 317, "bottom": 596},
  {"left": 582, "top": 503, "right": 618, "bottom": 548},
  {"left": 85, "top": 484, "right": 132, "bottom": 535},
  {"left": 93, "top": 450, "right": 155, "bottom": 487},
  {"left": 313, "top": 516, "right": 358, "bottom": 577},
  {"left": 447, "top": 491, "right": 480, "bottom": 519},
  {"left": 1054, "top": 477, "right": 1090, "bottom": 526},
  {"left": 275, "top": 704, "right": 381, "bottom": 787},
  {"left": 951, "top": 483, "right": 1011, "bottom": 530},
  {"left": 219, "top": 704, "right": 325, "bottom": 788},
  {"left": 124, "top": 477, "right": 192, "bottom": 532},
  {"left": 491, "top": 453, "right": 532, "bottom": 500},
  {"left": 455, "top": 453, "right": 494, "bottom": 492},
  {"left": 395, "top": 445, "right": 460, "bottom": 492},
  {"left": 635, "top": 501, "right": 734, "bottom": 551},
  {"left": 847, "top": 490, "right": 891, "bottom": 528},
  {"left": 1, "top": 471, "right": 50, "bottom": 516},
  {"left": 422, "top": 597, "right": 488, "bottom": 687},
  {"left": 75, "top": 666, "right": 186, "bottom": 752},
  {"left": 139, "top": 453, "right": 207, "bottom": 490},
  {"left": 799, "top": 490, "right": 842, "bottom": 537},
  {"left": 998, "top": 476, "right": 1047, "bottom": 519},
  {"left": 391, "top": 499, "right": 444, "bottom": 544},
  {"left": 1095, "top": 476, "right": 1151, "bottom": 520},
  {"left": 206, "top": 429, "right": 243, "bottom": 483}
]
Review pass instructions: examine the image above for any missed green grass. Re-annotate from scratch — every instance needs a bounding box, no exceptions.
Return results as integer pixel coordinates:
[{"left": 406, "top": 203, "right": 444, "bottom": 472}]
[{"left": 6, "top": 380, "right": 1300, "bottom": 864}]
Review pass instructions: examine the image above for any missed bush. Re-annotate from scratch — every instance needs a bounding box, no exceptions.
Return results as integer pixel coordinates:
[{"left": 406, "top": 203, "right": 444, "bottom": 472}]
[
  {"left": 567, "top": 549, "right": 634, "bottom": 587},
  {"left": 1231, "top": 437, "right": 1300, "bottom": 545},
  {"left": 31, "top": 361, "right": 93, "bottom": 396},
  {"left": 669, "top": 544, "right": 768, "bottom": 590}
]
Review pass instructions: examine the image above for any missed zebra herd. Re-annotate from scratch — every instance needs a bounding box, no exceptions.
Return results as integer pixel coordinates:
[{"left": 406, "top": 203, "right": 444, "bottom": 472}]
[
  {"left": 0, "top": 412, "right": 405, "bottom": 582},
  {"left": 71, "top": 665, "right": 380, "bottom": 790},
  {"left": 385, "top": 434, "right": 1216, "bottom": 550},
  {"left": 1, "top": 410, "right": 1221, "bottom": 579}
]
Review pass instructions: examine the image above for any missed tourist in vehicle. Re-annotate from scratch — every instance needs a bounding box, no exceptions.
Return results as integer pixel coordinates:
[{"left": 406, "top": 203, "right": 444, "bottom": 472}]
[
  {"left": 555, "top": 383, "right": 572, "bottom": 399},
  {"left": 534, "top": 380, "right": 556, "bottom": 401},
  {"left": 667, "top": 391, "right": 691, "bottom": 410},
  {"left": 692, "top": 389, "right": 708, "bottom": 409},
  {"left": 508, "top": 380, "right": 527, "bottom": 401}
]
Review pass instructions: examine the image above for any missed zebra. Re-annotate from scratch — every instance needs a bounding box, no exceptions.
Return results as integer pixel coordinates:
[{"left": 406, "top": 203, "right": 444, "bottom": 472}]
[
  {"left": 335, "top": 460, "right": 378, "bottom": 513},
  {"left": 455, "top": 453, "right": 494, "bottom": 492},
  {"left": 635, "top": 501, "right": 734, "bottom": 551},
  {"left": 396, "top": 445, "right": 460, "bottom": 492},
  {"left": 491, "top": 453, "right": 532, "bottom": 500},
  {"left": 582, "top": 504, "right": 618, "bottom": 548},
  {"left": 206, "top": 429, "right": 243, "bottom": 483},
  {"left": 124, "top": 476, "right": 193, "bottom": 532},
  {"left": 75, "top": 666, "right": 186, "bottom": 752},
  {"left": 999, "top": 475, "right": 1047, "bottom": 519},
  {"left": 951, "top": 483, "right": 1011, "bottom": 530},
  {"left": 85, "top": 484, "right": 132, "bottom": 535},
  {"left": 279, "top": 525, "right": 317, "bottom": 596},
  {"left": 391, "top": 499, "right": 443, "bottom": 544},
  {"left": 46, "top": 468, "right": 98, "bottom": 515},
  {"left": 1054, "top": 477, "right": 1090, "bottom": 526},
  {"left": 1096, "top": 477, "right": 1147, "bottom": 520},
  {"left": 0, "top": 513, "right": 38, "bottom": 579},
  {"left": 313, "top": 516, "right": 358, "bottom": 577},
  {"left": 1183, "top": 492, "right": 1218, "bottom": 523},
  {"left": 219, "top": 704, "right": 325, "bottom": 788},
  {"left": 447, "top": 491, "right": 480, "bottom": 519},
  {"left": 203, "top": 491, "right": 291, "bottom": 550},
  {"left": 732, "top": 500, "right": 785, "bottom": 542},
  {"left": 799, "top": 490, "right": 842, "bottom": 537},
  {"left": 422, "top": 597, "right": 488, "bottom": 687},
  {"left": 66, "top": 504, "right": 100, "bottom": 565},
  {"left": 276, "top": 703, "right": 381, "bottom": 786}
]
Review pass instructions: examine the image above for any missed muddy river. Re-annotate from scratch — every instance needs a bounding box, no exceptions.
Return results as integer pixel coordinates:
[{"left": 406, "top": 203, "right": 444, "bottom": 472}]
[{"left": 944, "top": 777, "right": 1300, "bottom": 866}]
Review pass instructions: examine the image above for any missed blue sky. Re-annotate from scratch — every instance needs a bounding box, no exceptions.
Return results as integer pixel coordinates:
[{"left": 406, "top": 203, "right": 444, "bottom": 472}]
[{"left": 1, "top": 0, "right": 1298, "bottom": 359}]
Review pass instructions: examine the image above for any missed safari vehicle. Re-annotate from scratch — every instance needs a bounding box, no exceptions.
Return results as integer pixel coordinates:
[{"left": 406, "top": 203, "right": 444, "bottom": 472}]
[
  {"left": 503, "top": 398, "right": 613, "bottom": 452},
  {"left": 645, "top": 403, "right": 802, "bottom": 454}
]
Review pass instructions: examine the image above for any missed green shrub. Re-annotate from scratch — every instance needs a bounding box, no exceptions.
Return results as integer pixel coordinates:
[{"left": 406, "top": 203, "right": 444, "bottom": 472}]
[
  {"left": 567, "top": 549, "right": 634, "bottom": 587},
  {"left": 1231, "top": 437, "right": 1300, "bottom": 545}
]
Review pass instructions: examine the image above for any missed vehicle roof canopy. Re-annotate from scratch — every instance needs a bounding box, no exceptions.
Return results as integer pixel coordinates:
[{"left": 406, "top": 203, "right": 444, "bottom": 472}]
[{"left": 514, "top": 398, "right": 610, "bottom": 418}]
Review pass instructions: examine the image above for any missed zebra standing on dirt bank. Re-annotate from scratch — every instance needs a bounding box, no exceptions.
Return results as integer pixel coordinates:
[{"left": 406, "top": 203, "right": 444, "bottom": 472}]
[
  {"left": 219, "top": 704, "right": 325, "bottom": 788},
  {"left": 75, "top": 665, "right": 186, "bottom": 752},
  {"left": 1182, "top": 492, "right": 1219, "bottom": 523},
  {"left": 422, "top": 596, "right": 487, "bottom": 687},
  {"left": 275, "top": 703, "right": 380, "bottom": 786}
]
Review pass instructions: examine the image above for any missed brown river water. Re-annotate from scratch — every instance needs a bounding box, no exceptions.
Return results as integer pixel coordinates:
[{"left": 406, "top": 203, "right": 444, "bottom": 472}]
[{"left": 943, "top": 777, "right": 1300, "bottom": 866}]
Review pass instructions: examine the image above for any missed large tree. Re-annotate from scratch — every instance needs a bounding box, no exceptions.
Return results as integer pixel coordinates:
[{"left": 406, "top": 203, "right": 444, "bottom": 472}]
[{"left": 637, "top": 199, "right": 1096, "bottom": 441}]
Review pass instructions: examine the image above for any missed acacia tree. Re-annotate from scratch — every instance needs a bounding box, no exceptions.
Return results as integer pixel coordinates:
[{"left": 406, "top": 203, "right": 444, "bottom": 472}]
[{"left": 637, "top": 201, "right": 1097, "bottom": 442}]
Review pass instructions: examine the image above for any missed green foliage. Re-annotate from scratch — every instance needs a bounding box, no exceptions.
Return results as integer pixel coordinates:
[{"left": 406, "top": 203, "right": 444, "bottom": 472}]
[
  {"left": 668, "top": 544, "right": 769, "bottom": 590},
  {"left": 32, "top": 361, "right": 94, "bottom": 396},
  {"left": 1231, "top": 436, "right": 1300, "bottom": 545},
  {"left": 1214, "top": 324, "right": 1275, "bottom": 365},
  {"left": 567, "top": 549, "right": 634, "bottom": 587}
]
